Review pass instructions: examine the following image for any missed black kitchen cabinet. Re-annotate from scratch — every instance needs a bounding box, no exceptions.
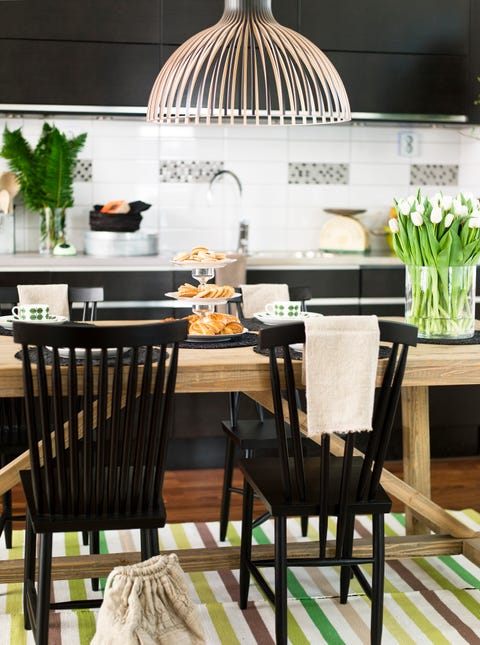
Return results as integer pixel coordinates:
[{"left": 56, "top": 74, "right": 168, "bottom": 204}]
[
  {"left": 301, "top": 0, "right": 469, "bottom": 55},
  {"left": 247, "top": 268, "right": 359, "bottom": 298},
  {"left": 247, "top": 267, "right": 360, "bottom": 314},
  {"left": 300, "top": 0, "right": 471, "bottom": 120},
  {"left": 0, "top": 0, "right": 476, "bottom": 120},
  {"left": 0, "top": 0, "right": 161, "bottom": 43},
  {"left": 0, "top": 40, "right": 162, "bottom": 108},
  {"left": 329, "top": 51, "right": 467, "bottom": 117}
]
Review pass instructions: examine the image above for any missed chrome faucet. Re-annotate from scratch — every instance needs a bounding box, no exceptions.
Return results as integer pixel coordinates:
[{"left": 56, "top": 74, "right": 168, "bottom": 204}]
[
  {"left": 208, "top": 169, "right": 249, "bottom": 254},
  {"left": 237, "top": 220, "right": 249, "bottom": 254}
]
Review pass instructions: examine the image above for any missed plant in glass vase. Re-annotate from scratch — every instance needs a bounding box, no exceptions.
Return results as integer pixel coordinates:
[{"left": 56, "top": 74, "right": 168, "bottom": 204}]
[
  {"left": 1, "top": 123, "right": 87, "bottom": 254},
  {"left": 389, "top": 189, "right": 480, "bottom": 339}
]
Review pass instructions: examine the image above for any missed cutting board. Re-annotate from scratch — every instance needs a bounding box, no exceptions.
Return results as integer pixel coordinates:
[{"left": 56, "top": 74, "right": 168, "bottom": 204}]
[{"left": 318, "top": 214, "right": 370, "bottom": 253}]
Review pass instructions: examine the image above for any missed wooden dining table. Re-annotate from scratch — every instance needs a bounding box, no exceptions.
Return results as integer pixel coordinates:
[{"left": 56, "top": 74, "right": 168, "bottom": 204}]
[{"left": 0, "top": 321, "right": 479, "bottom": 583}]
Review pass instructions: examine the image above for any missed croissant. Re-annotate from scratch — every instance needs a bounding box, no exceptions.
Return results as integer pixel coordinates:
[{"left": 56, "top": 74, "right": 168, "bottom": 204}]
[
  {"left": 189, "top": 320, "right": 216, "bottom": 335},
  {"left": 222, "top": 321, "right": 244, "bottom": 334}
]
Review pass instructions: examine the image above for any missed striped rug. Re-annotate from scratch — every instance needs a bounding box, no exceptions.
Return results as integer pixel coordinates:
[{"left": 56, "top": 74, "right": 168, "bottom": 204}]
[{"left": 1, "top": 511, "right": 480, "bottom": 644}]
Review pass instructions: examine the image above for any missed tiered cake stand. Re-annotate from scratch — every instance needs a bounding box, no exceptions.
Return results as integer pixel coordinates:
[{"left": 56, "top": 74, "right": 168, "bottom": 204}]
[{"left": 166, "top": 258, "right": 240, "bottom": 327}]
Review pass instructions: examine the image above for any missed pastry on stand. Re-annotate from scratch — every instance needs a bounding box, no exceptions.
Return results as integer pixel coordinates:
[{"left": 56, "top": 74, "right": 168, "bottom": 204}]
[{"left": 167, "top": 247, "right": 241, "bottom": 337}]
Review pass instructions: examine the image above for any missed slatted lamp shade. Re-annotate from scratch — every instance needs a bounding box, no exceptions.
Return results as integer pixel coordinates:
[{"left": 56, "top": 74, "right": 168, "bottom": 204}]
[{"left": 146, "top": 0, "right": 351, "bottom": 126}]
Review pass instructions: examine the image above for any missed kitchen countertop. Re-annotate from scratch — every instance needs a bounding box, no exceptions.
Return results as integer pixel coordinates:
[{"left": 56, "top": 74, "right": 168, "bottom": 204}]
[{"left": 0, "top": 251, "right": 404, "bottom": 271}]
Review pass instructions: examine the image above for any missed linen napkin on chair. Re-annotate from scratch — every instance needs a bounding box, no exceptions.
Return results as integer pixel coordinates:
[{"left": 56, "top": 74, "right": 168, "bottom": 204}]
[
  {"left": 17, "top": 284, "right": 70, "bottom": 319},
  {"left": 303, "top": 315, "right": 379, "bottom": 437},
  {"left": 239, "top": 283, "right": 289, "bottom": 318}
]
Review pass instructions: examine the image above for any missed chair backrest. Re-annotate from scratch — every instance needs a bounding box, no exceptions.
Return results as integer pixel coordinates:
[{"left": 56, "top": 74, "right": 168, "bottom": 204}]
[
  {"left": 13, "top": 319, "right": 188, "bottom": 517},
  {"left": 257, "top": 319, "right": 417, "bottom": 511},
  {"left": 0, "top": 287, "right": 20, "bottom": 316},
  {"left": 68, "top": 286, "right": 104, "bottom": 321},
  {"left": 233, "top": 285, "right": 312, "bottom": 318},
  {"left": 0, "top": 285, "right": 104, "bottom": 321}
]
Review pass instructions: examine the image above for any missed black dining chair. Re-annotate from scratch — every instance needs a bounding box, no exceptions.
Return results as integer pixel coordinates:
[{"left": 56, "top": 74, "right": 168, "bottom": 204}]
[
  {"left": 219, "top": 285, "right": 312, "bottom": 541},
  {"left": 14, "top": 318, "right": 188, "bottom": 645},
  {"left": 238, "top": 319, "right": 417, "bottom": 645},
  {"left": 0, "top": 286, "right": 104, "bottom": 549}
]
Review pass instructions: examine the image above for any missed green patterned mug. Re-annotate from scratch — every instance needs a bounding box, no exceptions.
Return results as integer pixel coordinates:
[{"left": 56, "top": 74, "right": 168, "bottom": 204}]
[
  {"left": 12, "top": 303, "right": 51, "bottom": 321},
  {"left": 265, "top": 301, "right": 302, "bottom": 317}
]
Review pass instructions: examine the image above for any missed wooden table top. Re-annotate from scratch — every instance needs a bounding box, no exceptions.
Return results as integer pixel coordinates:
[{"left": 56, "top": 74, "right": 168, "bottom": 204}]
[{"left": 0, "top": 324, "right": 479, "bottom": 396}]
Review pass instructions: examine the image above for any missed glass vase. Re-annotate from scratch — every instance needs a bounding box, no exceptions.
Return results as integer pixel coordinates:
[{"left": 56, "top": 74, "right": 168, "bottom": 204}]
[
  {"left": 405, "top": 265, "right": 476, "bottom": 339},
  {"left": 39, "top": 206, "right": 66, "bottom": 254}
]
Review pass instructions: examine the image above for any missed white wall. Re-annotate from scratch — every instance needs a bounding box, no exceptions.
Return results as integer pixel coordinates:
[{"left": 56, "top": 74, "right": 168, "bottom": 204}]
[{"left": 1, "top": 115, "right": 480, "bottom": 255}]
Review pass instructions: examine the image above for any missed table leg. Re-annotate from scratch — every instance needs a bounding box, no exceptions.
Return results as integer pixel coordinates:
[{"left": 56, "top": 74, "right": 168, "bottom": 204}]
[{"left": 401, "top": 386, "right": 431, "bottom": 535}]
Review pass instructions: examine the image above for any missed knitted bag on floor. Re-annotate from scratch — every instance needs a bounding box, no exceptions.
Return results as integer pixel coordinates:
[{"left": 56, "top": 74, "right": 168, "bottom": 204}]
[{"left": 91, "top": 553, "right": 205, "bottom": 645}]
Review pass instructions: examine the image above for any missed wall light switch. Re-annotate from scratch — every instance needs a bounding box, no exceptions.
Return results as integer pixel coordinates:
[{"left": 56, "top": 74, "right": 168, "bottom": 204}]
[{"left": 398, "top": 131, "right": 418, "bottom": 157}]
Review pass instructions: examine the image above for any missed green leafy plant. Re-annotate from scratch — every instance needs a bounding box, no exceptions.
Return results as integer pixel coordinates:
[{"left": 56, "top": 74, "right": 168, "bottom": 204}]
[{"left": 1, "top": 123, "right": 87, "bottom": 213}]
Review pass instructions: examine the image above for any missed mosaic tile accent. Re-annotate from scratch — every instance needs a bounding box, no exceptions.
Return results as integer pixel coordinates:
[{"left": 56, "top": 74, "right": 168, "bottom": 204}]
[
  {"left": 159, "top": 160, "right": 224, "bottom": 183},
  {"left": 288, "top": 162, "right": 349, "bottom": 185},
  {"left": 74, "top": 159, "right": 92, "bottom": 182},
  {"left": 410, "top": 164, "right": 458, "bottom": 186}
]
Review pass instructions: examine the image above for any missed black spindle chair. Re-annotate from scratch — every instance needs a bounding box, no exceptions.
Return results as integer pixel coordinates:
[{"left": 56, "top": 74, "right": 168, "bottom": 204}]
[
  {"left": 219, "top": 285, "right": 313, "bottom": 541},
  {"left": 14, "top": 319, "right": 187, "bottom": 645},
  {"left": 238, "top": 319, "right": 417, "bottom": 645},
  {"left": 0, "top": 286, "right": 104, "bottom": 549}
]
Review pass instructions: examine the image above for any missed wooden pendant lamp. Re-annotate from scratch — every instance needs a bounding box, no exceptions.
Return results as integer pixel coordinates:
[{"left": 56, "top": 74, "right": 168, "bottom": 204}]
[{"left": 146, "top": 0, "right": 351, "bottom": 126}]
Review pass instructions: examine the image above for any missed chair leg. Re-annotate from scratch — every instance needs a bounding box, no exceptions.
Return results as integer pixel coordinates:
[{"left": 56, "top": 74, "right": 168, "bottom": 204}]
[
  {"left": 340, "top": 515, "right": 355, "bottom": 603},
  {"left": 140, "top": 529, "right": 155, "bottom": 560},
  {"left": 219, "top": 436, "right": 236, "bottom": 541},
  {"left": 300, "top": 514, "right": 308, "bottom": 538},
  {"left": 239, "top": 481, "right": 254, "bottom": 609},
  {"left": 89, "top": 531, "right": 100, "bottom": 591},
  {"left": 36, "top": 533, "right": 53, "bottom": 645},
  {"left": 274, "top": 516, "right": 288, "bottom": 645},
  {"left": 370, "top": 513, "right": 385, "bottom": 645},
  {"left": 2, "top": 490, "right": 12, "bottom": 549},
  {"left": 150, "top": 529, "right": 160, "bottom": 557},
  {"left": 82, "top": 531, "right": 89, "bottom": 546},
  {"left": 140, "top": 529, "right": 149, "bottom": 560},
  {"left": 23, "top": 511, "right": 36, "bottom": 631}
]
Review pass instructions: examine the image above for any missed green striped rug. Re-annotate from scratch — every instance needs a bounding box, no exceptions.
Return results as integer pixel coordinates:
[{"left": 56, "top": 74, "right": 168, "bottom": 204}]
[{"left": 1, "top": 511, "right": 480, "bottom": 644}]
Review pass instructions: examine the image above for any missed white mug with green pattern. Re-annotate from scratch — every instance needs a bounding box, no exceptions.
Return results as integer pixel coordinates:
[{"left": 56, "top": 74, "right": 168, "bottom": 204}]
[
  {"left": 12, "top": 303, "right": 51, "bottom": 321},
  {"left": 265, "top": 300, "right": 302, "bottom": 318}
]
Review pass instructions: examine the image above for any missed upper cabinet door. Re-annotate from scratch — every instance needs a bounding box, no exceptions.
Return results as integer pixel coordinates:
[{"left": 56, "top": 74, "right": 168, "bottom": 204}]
[
  {"left": 0, "top": 40, "right": 162, "bottom": 107},
  {"left": 0, "top": 0, "right": 161, "bottom": 44},
  {"left": 300, "top": 0, "right": 469, "bottom": 55},
  {"left": 162, "top": 0, "right": 298, "bottom": 45}
]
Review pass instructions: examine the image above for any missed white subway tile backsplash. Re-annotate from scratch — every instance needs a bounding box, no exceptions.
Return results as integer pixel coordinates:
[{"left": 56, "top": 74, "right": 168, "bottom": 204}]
[
  {"left": 458, "top": 164, "right": 480, "bottom": 186},
  {"left": 159, "top": 138, "right": 225, "bottom": 160},
  {"left": 288, "top": 140, "right": 350, "bottom": 162},
  {"left": 287, "top": 207, "right": 327, "bottom": 229},
  {"left": 3, "top": 116, "right": 480, "bottom": 254},
  {"left": 350, "top": 140, "right": 408, "bottom": 164},
  {"left": 287, "top": 184, "right": 350, "bottom": 208},
  {"left": 413, "top": 142, "right": 460, "bottom": 164},
  {"left": 241, "top": 185, "right": 287, "bottom": 208},
  {"left": 350, "top": 124, "right": 399, "bottom": 143},
  {"left": 245, "top": 205, "right": 287, "bottom": 228},
  {"left": 225, "top": 161, "right": 288, "bottom": 185},
  {"left": 349, "top": 163, "right": 410, "bottom": 186},
  {"left": 225, "top": 137, "right": 287, "bottom": 162},
  {"left": 93, "top": 160, "right": 159, "bottom": 184},
  {"left": 287, "top": 123, "right": 351, "bottom": 142},
  {"left": 93, "top": 136, "right": 159, "bottom": 160},
  {"left": 225, "top": 125, "right": 286, "bottom": 140}
]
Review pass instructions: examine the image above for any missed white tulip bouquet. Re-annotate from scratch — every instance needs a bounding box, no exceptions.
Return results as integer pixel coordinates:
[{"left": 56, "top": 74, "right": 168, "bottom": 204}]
[{"left": 389, "top": 190, "right": 480, "bottom": 338}]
